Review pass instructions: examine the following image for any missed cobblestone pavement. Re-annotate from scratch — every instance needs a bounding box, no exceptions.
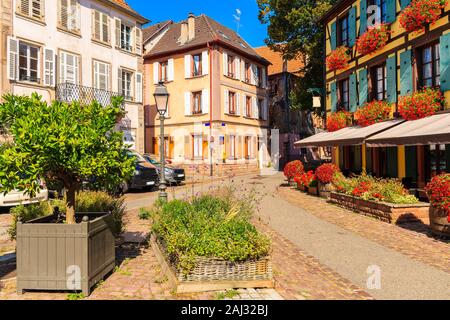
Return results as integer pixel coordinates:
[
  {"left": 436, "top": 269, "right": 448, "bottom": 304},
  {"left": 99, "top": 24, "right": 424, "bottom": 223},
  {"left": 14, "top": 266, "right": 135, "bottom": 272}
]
[{"left": 277, "top": 186, "right": 450, "bottom": 274}]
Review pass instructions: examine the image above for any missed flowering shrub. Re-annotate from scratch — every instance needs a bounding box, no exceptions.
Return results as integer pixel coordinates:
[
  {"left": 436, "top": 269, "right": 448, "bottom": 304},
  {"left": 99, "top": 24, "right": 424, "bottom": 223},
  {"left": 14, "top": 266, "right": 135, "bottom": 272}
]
[
  {"left": 283, "top": 160, "right": 304, "bottom": 181},
  {"left": 356, "top": 24, "right": 390, "bottom": 56},
  {"left": 425, "top": 174, "right": 450, "bottom": 222},
  {"left": 399, "top": 0, "right": 447, "bottom": 33},
  {"left": 398, "top": 87, "right": 444, "bottom": 120},
  {"left": 354, "top": 100, "right": 392, "bottom": 127},
  {"left": 327, "top": 110, "right": 352, "bottom": 132},
  {"left": 315, "top": 163, "right": 340, "bottom": 184},
  {"left": 326, "top": 46, "right": 350, "bottom": 71},
  {"left": 352, "top": 181, "right": 372, "bottom": 197},
  {"left": 295, "top": 171, "right": 316, "bottom": 188}
]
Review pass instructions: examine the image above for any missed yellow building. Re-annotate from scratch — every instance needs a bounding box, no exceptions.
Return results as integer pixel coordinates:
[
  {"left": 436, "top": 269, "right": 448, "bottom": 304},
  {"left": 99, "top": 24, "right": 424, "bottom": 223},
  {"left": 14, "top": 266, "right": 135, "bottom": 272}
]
[
  {"left": 298, "top": 0, "right": 450, "bottom": 192},
  {"left": 143, "top": 13, "right": 270, "bottom": 171}
]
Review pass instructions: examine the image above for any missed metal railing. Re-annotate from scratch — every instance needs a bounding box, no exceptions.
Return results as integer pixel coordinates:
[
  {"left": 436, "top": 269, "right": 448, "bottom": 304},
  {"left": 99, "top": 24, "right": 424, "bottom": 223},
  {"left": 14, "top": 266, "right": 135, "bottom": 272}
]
[{"left": 56, "top": 83, "right": 124, "bottom": 108}]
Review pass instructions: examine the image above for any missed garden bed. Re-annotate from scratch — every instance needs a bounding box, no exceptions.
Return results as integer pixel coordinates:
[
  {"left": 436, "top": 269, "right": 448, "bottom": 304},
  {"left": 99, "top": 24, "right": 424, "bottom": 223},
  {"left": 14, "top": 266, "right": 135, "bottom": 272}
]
[{"left": 329, "top": 192, "right": 430, "bottom": 224}]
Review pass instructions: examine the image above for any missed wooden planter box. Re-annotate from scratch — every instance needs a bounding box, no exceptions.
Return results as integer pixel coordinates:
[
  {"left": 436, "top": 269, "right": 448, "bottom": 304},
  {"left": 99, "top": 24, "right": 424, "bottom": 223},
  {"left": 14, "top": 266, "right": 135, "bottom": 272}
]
[
  {"left": 308, "top": 185, "right": 319, "bottom": 196},
  {"left": 429, "top": 206, "right": 450, "bottom": 237},
  {"left": 318, "top": 182, "right": 335, "bottom": 199},
  {"left": 329, "top": 192, "right": 429, "bottom": 224},
  {"left": 150, "top": 234, "right": 274, "bottom": 293},
  {"left": 16, "top": 212, "right": 115, "bottom": 296}
]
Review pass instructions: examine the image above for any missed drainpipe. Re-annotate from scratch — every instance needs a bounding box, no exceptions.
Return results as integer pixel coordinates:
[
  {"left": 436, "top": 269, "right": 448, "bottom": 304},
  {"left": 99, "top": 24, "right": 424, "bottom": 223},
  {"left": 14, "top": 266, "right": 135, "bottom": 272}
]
[{"left": 207, "top": 42, "right": 213, "bottom": 177}]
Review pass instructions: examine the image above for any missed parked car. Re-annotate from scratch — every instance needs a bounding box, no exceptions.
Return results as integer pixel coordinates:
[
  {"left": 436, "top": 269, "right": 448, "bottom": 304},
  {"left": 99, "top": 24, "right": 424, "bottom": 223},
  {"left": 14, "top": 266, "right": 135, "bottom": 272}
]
[
  {"left": 119, "top": 151, "right": 160, "bottom": 193},
  {"left": 142, "top": 153, "right": 185, "bottom": 185},
  {"left": 0, "top": 185, "right": 48, "bottom": 207}
]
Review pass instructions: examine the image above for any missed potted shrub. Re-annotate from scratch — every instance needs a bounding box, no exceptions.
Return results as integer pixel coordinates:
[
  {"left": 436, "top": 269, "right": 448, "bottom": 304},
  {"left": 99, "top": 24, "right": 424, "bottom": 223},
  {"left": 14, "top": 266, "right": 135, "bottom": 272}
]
[
  {"left": 326, "top": 110, "right": 353, "bottom": 132},
  {"left": 326, "top": 46, "right": 350, "bottom": 72},
  {"left": 315, "top": 163, "right": 340, "bottom": 198},
  {"left": 399, "top": 0, "right": 447, "bottom": 32},
  {"left": 283, "top": 160, "right": 304, "bottom": 185},
  {"left": 354, "top": 100, "right": 392, "bottom": 127},
  {"left": 356, "top": 24, "right": 390, "bottom": 56},
  {"left": 0, "top": 94, "right": 135, "bottom": 295},
  {"left": 295, "top": 171, "right": 315, "bottom": 192},
  {"left": 308, "top": 179, "right": 319, "bottom": 196},
  {"left": 425, "top": 174, "right": 450, "bottom": 237},
  {"left": 398, "top": 87, "right": 444, "bottom": 121}
]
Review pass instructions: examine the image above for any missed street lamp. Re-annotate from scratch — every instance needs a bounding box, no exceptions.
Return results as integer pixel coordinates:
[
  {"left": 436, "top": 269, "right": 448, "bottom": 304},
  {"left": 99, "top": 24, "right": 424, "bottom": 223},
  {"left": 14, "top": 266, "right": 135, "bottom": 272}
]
[{"left": 153, "top": 82, "right": 169, "bottom": 202}]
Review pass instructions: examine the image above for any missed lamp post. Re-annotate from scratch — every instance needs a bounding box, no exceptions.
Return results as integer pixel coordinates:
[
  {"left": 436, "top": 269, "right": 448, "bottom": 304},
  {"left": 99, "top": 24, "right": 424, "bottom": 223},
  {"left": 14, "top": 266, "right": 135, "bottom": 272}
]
[{"left": 153, "top": 82, "right": 170, "bottom": 202}]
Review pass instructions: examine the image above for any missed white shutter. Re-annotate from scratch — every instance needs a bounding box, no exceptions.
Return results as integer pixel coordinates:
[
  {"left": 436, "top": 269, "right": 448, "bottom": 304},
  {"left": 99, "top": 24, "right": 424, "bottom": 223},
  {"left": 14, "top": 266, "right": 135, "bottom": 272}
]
[
  {"left": 92, "top": 10, "right": 100, "bottom": 40},
  {"left": 168, "top": 58, "right": 174, "bottom": 81},
  {"left": 235, "top": 57, "right": 241, "bottom": 80},
  {"left": 135, "top": 72, "right": 143, "bottom": 103},
  {"left": 93, "top": 60, "right": 99, "bottom": 88},
  {"left": 262, "top": 67, "right": 267, "bottom": 88},
  {"left": 184, "top": 92, "right": 191, "bottom": 115},
  {"left": 251, "top": 64, "right": 257, "bottom": 85},
  {"left": 59, "top": 0, "right": 68, "bottom": 28},
  {"left": 103, "top": 13, "right": 110, "bottom": 43},
  {"left": 252, "top": 97, "right": 258, "bottom": 119},
  {"left": 43, "top": 48, "right": 55, "bottom": 86},
  {"left": 68, "top": 0, "right": 79, "bottom": 32},
  {"left": 202, "top": 51, "right": 208, "bottom": 75},
  {"left": 223, "top": 51, "right": 228, "bottom": 76},
  {"left": 224, "top": 89, "right": 229, "bottom": 114},
  {"left": 184, "top": 55, "right": 191, "bottom": 78},
  {"left": 201, "top": 89, "right": 209, "bottom": 114},
  {"left": 118, "top": 68, "right": 122, "bottom": 94},
  {"left": 236, "top": 93, "right": 241, "bottom": 116},
  {"left": 135, "top": 27, "right": 142, "bottom": 55},
  {"left": 19, "top": 0, "right": 30, "bottom": 16},
  {"left": 153, "top": 62, "right": 159, "bottom": 84},
  {"left": 114, "top": 17, "right": 121, "bottom": 48},
  {"left": 7, "top": 36, "right": 18, "bottom": 81}
]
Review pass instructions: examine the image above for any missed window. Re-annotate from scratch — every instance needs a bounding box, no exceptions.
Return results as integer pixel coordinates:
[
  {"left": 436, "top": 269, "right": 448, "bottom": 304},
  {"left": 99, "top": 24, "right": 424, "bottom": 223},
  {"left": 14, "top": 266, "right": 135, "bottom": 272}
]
[
  {"left": 227, "top": 55, "right": 235, "bottom": 77},
  {"left": 19, "top": 42, "right": 39, "bottom": 83},
  {"left": 258, "top": 99, "right": 264, "bottom": 120},
  {"left": 256, "top": 66, "right": 262, "bottom": 87},
  {"left": 420, "top": 43, "right": 440, "bottom": 88},
  {"left": 192, "top": 54, "right": 202, "bottom": 77},
  {"left": 121, "top": 23, "right": 132, "bottom": 51},
  {"left": 121, "top": 70, "right": 133, "bottom": 100},
  {"left": 59, "top": 51, "right": 79, "bottom": 84},
  {"left": 17, "top": 0, "right": 44, "bottom": 20},
  {"left": 338, "top": 14, "right": 349, "bottom": 47},
  {"left": 339, "top": 78, "right": 350, "bottom": 110},
  {"left": 369, "top": 0, "right": 387, "bottom": 24},
  {"left": 229, "top": 135, "right": 236, "bottom": 159},
  {"left": 159, "top": 61, "right": 168, "bottom": 82},
  {"left": 246, "top": 96, "right": 252, "bottom": 117},
  {"left": 244, "top": 136, "right": 252, "bottom": 159},
  {"left": 193, "top": 135, "right": 203, "bottom": 159},
  {"left": 245, "top": 62, "right": 251, "bottom": 83},
  {"left": 192, "top": 91, "right": 202, "bottom": 114},
  {"left": 58, "top": 0, "right": 79, "bottom": 33},
  {"left": 93, "top": 60, "right": 110, "bottom": 91},
  {"left": 92, "top": 10, "right": 110, "bottom": 43},
  {"left": 228, "top": 91, "right": 236, "bottom": 114},
  {"left": 428, "top": 144, "right": 447, "bottom": 178},
  {"left": 371, "top": 64, "right": 387, "bottom": 101}
]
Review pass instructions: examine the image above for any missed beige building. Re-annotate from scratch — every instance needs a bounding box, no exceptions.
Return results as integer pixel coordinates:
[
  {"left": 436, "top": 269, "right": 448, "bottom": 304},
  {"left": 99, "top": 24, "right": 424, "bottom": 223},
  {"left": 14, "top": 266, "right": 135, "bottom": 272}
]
[{"left": 143, "top": 13, "right": 271, "bottom": 171}]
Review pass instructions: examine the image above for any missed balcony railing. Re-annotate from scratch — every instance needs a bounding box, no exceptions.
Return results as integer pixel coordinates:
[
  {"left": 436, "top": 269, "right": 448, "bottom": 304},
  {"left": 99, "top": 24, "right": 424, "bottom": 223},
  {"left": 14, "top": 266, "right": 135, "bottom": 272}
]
[{"left": 56, "top": 83, "right": 124, "bottom": 108}]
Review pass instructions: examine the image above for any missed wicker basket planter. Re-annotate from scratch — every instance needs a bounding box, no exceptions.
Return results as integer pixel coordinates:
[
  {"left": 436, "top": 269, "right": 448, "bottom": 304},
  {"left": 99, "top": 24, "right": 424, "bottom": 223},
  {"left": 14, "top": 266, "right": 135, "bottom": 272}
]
[
  {"left": 429, "top": 206, "right": 450, "bottom": 237},
  {"left": 150, "top": 234, "right": 273, "bottom": 293},
  {"left": 329, "top": 192, "right": 429, "bottom": 224}
]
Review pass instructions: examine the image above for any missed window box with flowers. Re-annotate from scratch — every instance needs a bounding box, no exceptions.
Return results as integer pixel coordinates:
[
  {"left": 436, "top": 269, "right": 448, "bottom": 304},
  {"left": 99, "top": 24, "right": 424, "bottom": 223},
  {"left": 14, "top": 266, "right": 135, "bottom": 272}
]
[
  {"left": 283, "top": 160, "right": 304, "bottom": 185},
  {"left": 326, "top": 46, "right": 351, "bottom": 72},
  {"left": 354, "top": 100, "right": 392, "bottom": 127},
  {"left": 315, "top": 163, "right": 340, "bottom": 198},
  {"left": 327, "top": 110, "right": 352, "bottom": 132},
  {"left": 398, "top": 87, "right": 445, "bottom": 120},
  {"left": 356, "top": 24, "right": 391, "bottom": 56},
  {"left": 425, "top": 174, "right": 450, "bottom": 237},
  {"left": 399, "top": 0, "right": 448, "bottom": 33}
]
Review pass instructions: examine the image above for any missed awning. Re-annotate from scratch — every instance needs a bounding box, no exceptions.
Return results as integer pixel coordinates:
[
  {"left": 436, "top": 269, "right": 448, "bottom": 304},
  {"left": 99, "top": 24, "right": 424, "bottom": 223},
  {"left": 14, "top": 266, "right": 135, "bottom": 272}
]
[
  {"left": 367, "top": 113, "right": 450, "bottom": 147},
  {"left": 294, "top": 119, "right": 404, "bottom": 148}
]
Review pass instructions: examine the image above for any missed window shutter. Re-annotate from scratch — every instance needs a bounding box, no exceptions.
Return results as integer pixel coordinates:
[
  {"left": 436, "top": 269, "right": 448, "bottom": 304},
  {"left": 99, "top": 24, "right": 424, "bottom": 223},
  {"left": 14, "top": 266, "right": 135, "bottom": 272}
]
[
  {"left": 153, "top": 62, "right": 159, "bottom": 84},
  {"left": 184, "top": 55, "right": 191, "bottom": 78},
  {"left": 59, "top": 0, "right": 68, "bottom": 28},
  {"left": 7, "top": 36, "right": 18, "bottom": 81},
  {"left": 33, "top": 0, "right": 43, "bottom": 19},
  {"left": 349, "top": 73, "right": 358, "bottom": 112},
  {"left": 359, "top": 0, "right": 367, "bottom": 36},
  {"left": 400, "top": 50, "right": 412, "bottom": 96},
  {"left": 118, "top": 68, "right": 122, "bottom": 94},
  {"left": 135, "top": 27, "right": 142, "bottom": 55},
  {"left": 263, "top": 99, "right": 268, "bottom": 121},
  {"left": 19, "top": 0, "right": 30, "bottom": 16},
  {"left": 44, "top": 47, "right": 55, "bottom": 87},
  {"left": 184, "top": 135, "right": 191, "bottom": 160},
  {"left": 223, "top": 51, "right": 228, "bottom": 76},
  {"left": 202, "top": 89, "right": 209, "bottom": 114},
  {"left": 251, "top": 64, "right": 257, "bottom": 85},
  {"left": 330, "top": 81, "right": 337, "bottom": 112},
  {"left": 400, "top": 0, "right": 411, "bottom": 9},
  {"left": 59, "top": 51, "right": 66, "bottom": 83},
  {"left": 115, "top": 17, "right": 121, "bottom": 48},
  {"left": 202, "top": 51, "right": 208, "bottom": 75},
  {"left": 262, "top": 67, "right": 267, "bottom": 88},
  {"left": 103, "top": 13, "right": 110, "bottom": 43},
  {"left": 253, "top": 97, "right": 259, "bottom": 119},
  {"left": 348, "top": 6, "right": 356, "bottom": 47},
  {"left": 68, "top": 0, "right": 79, "bottom": 31},
  {"left": 184, "top": 92, "right": 191, "bottom": 115},
  {"left": 168, "top": 58, "right": 174, "bottom": 81},
  {"left": 236, "top": 93, "right": 241, "bottom": 115},
  {"left": 385, "top": 0, "right": 397, "bottom": 24},
  {"left": 235, "top": 57, "right": 241, "bottom": 80},
  {"left": 386, "top": 54, "right": 398, "bottom": 103},
  {"left": 94, "top": 60, "right": 99, "bottom": 88},
  {"left": 330, "top": 21, "right": 337, "bottom": 51},
  {"left": 135, "top": 72, "right": 143, "bottom": 103},
  {"left": 440, "top": 33, "right": 450, "bottom": 92},
  {"left": 358, "top": 68, "right": 368, "bottom": 106},
  {"left": 224, "top": 89, "right": 229, "bottom": 114}
]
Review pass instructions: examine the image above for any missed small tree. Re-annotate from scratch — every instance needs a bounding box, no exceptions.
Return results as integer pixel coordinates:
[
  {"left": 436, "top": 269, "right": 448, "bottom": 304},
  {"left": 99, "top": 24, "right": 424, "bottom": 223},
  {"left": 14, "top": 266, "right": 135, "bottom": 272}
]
[{"left": 0, "top": 93, "right": 135, "bottom": 224}]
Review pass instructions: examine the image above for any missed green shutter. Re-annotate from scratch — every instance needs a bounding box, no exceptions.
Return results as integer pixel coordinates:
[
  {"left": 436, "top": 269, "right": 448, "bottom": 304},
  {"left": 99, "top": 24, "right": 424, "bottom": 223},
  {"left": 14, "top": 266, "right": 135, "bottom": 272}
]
[
  {"left": 386, "top": 0, "right": 397, "bottom": 23},
  {"left": 440, "top": 33, "right": 450, "bottom": 92},
  {"left": 331, "top": 81, "right": 337, "bottom": 112},
  {"left": 349, "top": 7, "right": 357, "bottom": 47},
  {"left": 400, "top": 0, "right": 411, "bottom": 9},
  {"left": 386, "top": 147, "right": 398, "bottom": 178},
  {"left": 359, "top": 0, "right": 367, "bottom": 36},
  {"left": 349, "top": 73, "right": 358, "bottom": 112},
  {"left": 330, "top": 21, "right": 337, "bottom": 50},
  {"left": 400, "top": 50, "right": 413, "bottom": 96},
  {"left": 386, "top": 55, "right": 398, "bottom": 103},
  {"left": 358, "top": 68, "right": 368, "bottom": 106}
]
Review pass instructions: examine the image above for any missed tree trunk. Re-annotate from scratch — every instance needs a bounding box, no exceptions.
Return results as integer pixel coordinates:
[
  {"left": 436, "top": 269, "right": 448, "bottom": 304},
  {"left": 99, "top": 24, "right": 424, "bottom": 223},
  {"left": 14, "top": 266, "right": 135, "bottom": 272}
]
[{"left": 66, "top": 185, "right": 76, "bottom": 224}]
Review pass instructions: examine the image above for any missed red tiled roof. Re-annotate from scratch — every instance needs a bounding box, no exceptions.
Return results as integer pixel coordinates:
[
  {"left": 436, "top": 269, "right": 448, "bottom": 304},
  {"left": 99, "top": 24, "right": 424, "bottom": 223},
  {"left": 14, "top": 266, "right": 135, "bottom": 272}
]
[
  {"left": 107, "top": 0, "right": 148, "bottom": 23},
  {"left": 254, "top": 46, "right": 304, "bottom": 76}
]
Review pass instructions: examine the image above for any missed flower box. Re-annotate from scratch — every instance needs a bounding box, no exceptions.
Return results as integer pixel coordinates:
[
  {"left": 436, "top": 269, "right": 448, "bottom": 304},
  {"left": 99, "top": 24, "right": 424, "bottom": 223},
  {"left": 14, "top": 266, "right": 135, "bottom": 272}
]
[
  {"left": 354, "top": 100, "right": 392, "bottom": 127},
  {"left": 398, "top": 87, "right": 444, "bottom": 120},
  {"left": 326, "top": 46, "right": 350, "bottom": 71},
  {"left": 399, "top": 0, "right": 447, "bottom": 32},
  {"left": 429, "top": 206, "right": 450, "bottom": 237},
  {"left": 356, "top": 24, "right": 390, "bottom": 56},
  {"left": 329, "top": 192, "right": 430, "bottom": 224},
  {"left": 327, "top": 111, "right": 352, "bottom": 132}
]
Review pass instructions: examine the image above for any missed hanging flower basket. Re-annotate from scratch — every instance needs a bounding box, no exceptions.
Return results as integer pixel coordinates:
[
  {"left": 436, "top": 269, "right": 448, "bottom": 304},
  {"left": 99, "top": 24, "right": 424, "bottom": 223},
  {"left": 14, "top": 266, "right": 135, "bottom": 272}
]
[
  {"left": 356, "top": 24, "right": 391, "bottom": 56},
  {"left": 326, "top": 47, "right": 351, "bottom": 71},
  {"left": 399, "top": 0, "right": 447, "bottom": 32},
  {"left": 354, "top": 100, "right": 392, "bottom": 127},
  {"left": 326, "top": 110, "right": 352, "bottom": 132},
  {"left": 398, "top": 87, "right": 444, "bottom": 120}
]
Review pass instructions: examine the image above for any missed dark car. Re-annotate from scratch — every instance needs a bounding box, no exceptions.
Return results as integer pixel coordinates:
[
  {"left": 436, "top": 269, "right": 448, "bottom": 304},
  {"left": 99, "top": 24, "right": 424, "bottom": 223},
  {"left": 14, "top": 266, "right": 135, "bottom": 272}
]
[
  {"left": 142, "top": 153, "right": 186, "bottom": 185},
  {"left": 120, "top": 151, "right": 160, "bottom": 193}
]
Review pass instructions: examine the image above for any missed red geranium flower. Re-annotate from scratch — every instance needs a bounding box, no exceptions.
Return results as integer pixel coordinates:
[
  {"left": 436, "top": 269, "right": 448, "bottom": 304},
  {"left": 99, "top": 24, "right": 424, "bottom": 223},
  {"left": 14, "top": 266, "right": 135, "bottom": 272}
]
[
  {"left": 354, "top": 100, "right": 392, "bottom": 127},
  {"left": 327, "top": 110, "right": 352, "bottom": 132},
  {"left": 425, "top": 174, "right": 450, "bottom": 222},
  {"left": 315, "top": 163, "right": 340, "bottom": 184},
  {"left": 352, "top": 181, "right": 372, "bottom": 197},
  {"left": 284, "top": 160, "right": 304, "bottom": 181},
  {"left": 356, "top": 23, "right": 391, "bottom": 56},
  {"left": 326, "top": 46, "right": 350, "bottom": 71},
  {"left": 399, "top": 0, "right": 447, "bottom": 32},
  {"left": 398, "top": 87, "right": 444, "bottom": 120}
]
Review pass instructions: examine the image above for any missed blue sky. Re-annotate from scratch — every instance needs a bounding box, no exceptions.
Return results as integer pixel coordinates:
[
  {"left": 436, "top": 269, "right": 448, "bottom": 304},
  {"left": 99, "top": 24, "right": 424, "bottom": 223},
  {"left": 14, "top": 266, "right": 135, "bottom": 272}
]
[{"left": 127, "top": 0, "right": 268, "bottom": 48}]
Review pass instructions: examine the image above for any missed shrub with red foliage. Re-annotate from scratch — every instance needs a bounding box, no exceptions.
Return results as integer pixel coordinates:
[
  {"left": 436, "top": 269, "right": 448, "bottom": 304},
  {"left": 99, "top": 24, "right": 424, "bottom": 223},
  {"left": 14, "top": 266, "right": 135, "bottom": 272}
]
[
  {"left": 326, "top": 111, "right": 352, "bottom": 132},
  {"left": 354, "top": 100, "right": 392, "bottom": 127},
  {"left": 356, "top": 24, "right": 390, "bottom": 56},
  {"left": 326, "top": 47, "right": 350, "bottom": 71},
  {"left": 398, "top": 87, "right": 444, "bottom": 120},
  {"left": 294, "top": 171, "right": 316, "bottom": 188},
  {"left": 315, "top": 164, "right": 340, "bottom": 184},
  {"left": 425, "top": 174, "right": 450, "bottom": 222},
  {"left": 399, "top": 0, "right": 447, "bottom": 32},
  {"left": 284, "top": 160, "right": 304, "bottom": 181}
]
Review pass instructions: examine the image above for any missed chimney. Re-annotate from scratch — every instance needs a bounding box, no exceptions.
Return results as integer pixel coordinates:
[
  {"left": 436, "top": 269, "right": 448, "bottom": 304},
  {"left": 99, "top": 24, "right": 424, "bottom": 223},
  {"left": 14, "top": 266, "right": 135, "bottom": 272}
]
[
  {"left": 180, "top": 21, "right": 188, "bottom": 44},
  {"left": 188, "top": 13, "right": 195, "bottom": 41}
]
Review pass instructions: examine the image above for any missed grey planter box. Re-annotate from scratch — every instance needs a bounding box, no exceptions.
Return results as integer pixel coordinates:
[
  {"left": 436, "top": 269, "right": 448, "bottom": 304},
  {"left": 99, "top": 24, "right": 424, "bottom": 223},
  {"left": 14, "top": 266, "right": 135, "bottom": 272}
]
[{"left": 16, "top": 212, "right": 115, "bottom": 296}]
